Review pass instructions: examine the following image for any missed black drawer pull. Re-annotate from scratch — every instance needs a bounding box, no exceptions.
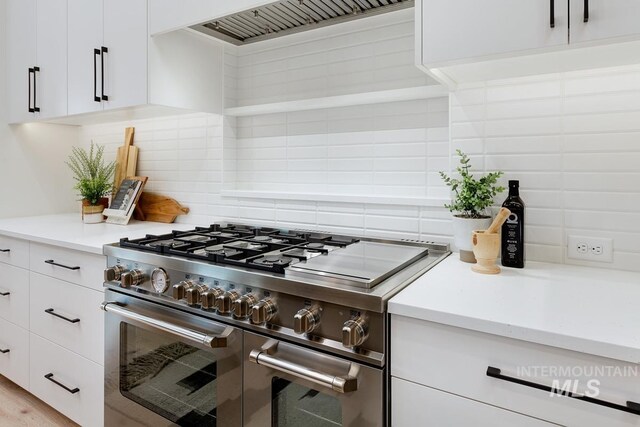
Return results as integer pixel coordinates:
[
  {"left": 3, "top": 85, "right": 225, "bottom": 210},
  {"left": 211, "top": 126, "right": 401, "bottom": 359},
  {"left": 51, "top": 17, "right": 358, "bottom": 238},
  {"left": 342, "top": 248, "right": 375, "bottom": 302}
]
[
  {"left": 44, "top": 259, "right": 80, "bottom": 270},
  {"left": 45, "top": 308, "right": 80, "bottom": 324},
  {"left": 0, "top": 348, "right": 9, "bottom": 354},
  {"left": 487, "top": 366, "right": 640, "bottom": 416},
  {"left": 584, "top": 0, "right": 589, "bottom": 22},
  {"left": 0, "top": 249, "right": 10, "bottom": 253},
  {"left": 94, "top": 48, "right": 101, "bottom": 102},
  {"left": 44, "top": 373, "right": 80, "bottom": 394},
  {"left": 0, "top": 291, "right": 10, "bottom": 297},
  {"left": 550, "top": 0, "right": 555, "bottom": 28}
]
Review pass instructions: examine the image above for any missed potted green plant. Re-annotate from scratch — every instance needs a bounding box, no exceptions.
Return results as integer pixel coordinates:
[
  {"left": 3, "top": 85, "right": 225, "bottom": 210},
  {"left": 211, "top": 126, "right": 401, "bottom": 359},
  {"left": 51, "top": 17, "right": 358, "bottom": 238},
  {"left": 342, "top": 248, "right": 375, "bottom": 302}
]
[
  {"left": 66, "top": 142, "right": 115, "bottom": 224},
  {"left": 440, "top": 150, "right": 505, "bottom": 263}
]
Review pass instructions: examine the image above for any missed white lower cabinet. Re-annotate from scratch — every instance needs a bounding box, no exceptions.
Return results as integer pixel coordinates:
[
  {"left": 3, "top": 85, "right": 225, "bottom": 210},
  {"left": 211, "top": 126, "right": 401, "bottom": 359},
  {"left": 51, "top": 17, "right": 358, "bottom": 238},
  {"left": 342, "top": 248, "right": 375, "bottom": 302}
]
[
  {"left": 391, "top": 315, "right": 640, "bottom": 427},
  {"left": 0, "top": 233, "right": 106, "bottom": 426},
  {"left": 392, "top": 377, "right": 555, "bottom": 426},
  {"left": 29, "top": 333, "right": 103, "bottom": 427},
  {"left": 30, "top": 272, "right": 104, "bottom": 365},
  {"left": 0, "top": 316, "right": 30, "bottom": 390}
]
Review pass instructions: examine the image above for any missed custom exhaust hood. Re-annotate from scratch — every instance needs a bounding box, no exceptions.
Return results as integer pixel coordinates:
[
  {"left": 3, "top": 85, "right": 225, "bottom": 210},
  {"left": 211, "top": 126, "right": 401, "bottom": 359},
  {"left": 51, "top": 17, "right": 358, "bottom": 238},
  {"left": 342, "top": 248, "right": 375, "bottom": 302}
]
[{"left": 190, "top": 0, "right": 413, "bottom": 45}]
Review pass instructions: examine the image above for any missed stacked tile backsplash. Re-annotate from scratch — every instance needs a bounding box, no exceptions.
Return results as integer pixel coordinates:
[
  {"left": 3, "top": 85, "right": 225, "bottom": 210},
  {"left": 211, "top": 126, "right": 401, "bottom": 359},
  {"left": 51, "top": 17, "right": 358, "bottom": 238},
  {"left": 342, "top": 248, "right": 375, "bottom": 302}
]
[
  {"left": 451, "top": 64, "right": 640, "bottom": 272},
  {"left": 79, "top": 7, "right": 640, "bottom": 273}
]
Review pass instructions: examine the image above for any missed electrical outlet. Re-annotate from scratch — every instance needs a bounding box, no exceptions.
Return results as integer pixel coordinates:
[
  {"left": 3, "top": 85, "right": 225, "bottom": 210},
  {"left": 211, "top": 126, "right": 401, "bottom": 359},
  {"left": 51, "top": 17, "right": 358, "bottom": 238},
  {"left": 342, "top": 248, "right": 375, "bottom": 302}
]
[{"left": 567, "top": 236, "right": 613, "bottom": 263}]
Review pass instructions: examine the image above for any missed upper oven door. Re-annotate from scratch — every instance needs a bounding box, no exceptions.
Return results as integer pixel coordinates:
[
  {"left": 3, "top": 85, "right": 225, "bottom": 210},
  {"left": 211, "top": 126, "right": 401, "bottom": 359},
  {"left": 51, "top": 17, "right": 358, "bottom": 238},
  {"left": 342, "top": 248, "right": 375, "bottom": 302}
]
[
  {"left": 243, "top": 331, "right": 384, "bottom": 427},
  {"left": 103, "top": 289, "right": 242, "bottom": 427}
]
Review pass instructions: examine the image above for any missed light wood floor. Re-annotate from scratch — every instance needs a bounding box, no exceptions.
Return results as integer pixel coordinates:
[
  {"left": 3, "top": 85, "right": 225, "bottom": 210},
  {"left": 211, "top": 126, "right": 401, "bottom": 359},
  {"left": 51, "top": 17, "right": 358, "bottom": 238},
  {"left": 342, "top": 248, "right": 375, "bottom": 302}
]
[{"left": 0, "top": 375, "right": 79, "bottom": 427}]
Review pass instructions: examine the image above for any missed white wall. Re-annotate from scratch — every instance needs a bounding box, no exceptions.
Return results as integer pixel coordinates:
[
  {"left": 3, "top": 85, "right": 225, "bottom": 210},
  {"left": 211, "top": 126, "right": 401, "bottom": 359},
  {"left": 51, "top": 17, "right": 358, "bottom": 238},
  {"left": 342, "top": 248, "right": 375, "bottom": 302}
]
[{"left": 0, "top": 1, "right": 79, "bottom": 219}]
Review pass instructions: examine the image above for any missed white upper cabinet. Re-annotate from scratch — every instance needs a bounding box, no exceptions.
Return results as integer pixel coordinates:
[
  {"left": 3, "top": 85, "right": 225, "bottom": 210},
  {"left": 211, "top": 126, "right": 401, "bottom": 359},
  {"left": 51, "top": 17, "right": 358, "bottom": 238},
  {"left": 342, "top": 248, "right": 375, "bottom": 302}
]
[
  {"left": 421, "top": 0, "right": 569, "bottom": 66},
  {"left": 7, "top": 0, "right": 67, "bottom": 123},
  {"left": 418, "top": 0, "right": 640, "bottom": 86},
  {"left": 36, "top": 0, "right": 67, "bottom": 120},
  {"left": 149, "top": 0, "right": 272, "bottom": 35},
  {"left": 67, "top": 0, "right": 103, "bottom": 115},
  {"left": 7, "top": 0, "right": 37, "bottom": 124},
  {"left": 570, "top": 0, "right": 640, "bottom": 44},
  {"left": 68, "top": 0, "right": 147, "bottom": 115},
  {"left": 102, "top": 0, "right": 148, "bottom": 111}
]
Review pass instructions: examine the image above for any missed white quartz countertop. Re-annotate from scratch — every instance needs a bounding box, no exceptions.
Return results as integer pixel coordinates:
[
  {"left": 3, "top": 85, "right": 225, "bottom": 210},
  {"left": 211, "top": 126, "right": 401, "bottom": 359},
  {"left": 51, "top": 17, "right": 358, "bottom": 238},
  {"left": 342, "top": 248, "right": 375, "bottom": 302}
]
[
  {"left": 0, "top": 213, "right": 198, "bottom": 255},
  {"left": 389, "top": 255, "right": 640, "bottom": 365}
]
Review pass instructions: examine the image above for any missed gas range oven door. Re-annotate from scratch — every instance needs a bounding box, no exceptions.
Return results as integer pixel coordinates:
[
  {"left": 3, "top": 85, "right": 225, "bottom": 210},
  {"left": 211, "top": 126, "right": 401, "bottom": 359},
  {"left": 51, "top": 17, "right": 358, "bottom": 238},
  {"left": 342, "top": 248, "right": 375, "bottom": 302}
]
[
  {"left": 103, "top": 290, "right": 242, "bottom": 427},
  {"left": 243, "top": 331, "right": 385, "bottom": 427}
]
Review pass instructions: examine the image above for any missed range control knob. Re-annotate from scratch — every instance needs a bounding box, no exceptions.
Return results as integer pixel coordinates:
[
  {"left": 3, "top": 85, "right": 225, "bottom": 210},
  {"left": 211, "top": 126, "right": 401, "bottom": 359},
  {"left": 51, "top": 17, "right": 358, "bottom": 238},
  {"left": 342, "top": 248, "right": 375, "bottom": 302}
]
[
  {"left": 201, "top": 287, "right": 225, "bottom": 310},
  {"left": 342, "top": 317, "right": 369, "bottom": 348},
  {"left": 120, "top": 269, "right": 145, "bottom": 288},
  {"left": 104, "top": 265, "right": 127, "bottom": 282},
  {"left": 251, "top": 299, "right": 277, "bottom": 325},
  {"left": 172, "top": 280, "right": 197, "bottom": 300},
  {"left": 233, "top": 294, "right": 258, "bottom": 319},
  {"left": 216, "top": 290, "right": 240, "bottom": 314},
  {"left": 186, "top": 284, "right": 210, "bottom": 306},
  {"left": 294, "top": 307, "right": 321, "bottom": 335}
]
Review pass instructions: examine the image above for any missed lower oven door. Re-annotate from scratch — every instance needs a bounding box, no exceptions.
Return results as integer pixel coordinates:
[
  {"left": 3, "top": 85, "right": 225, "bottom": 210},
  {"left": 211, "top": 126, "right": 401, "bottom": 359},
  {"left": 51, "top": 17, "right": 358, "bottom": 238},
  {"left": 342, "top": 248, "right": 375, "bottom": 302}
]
[
  {"left": 243, "top": 331, "right": 384, "bottom": 427},
  {"left": 103, "top": 290, "right": 242, "bottom": 427}
]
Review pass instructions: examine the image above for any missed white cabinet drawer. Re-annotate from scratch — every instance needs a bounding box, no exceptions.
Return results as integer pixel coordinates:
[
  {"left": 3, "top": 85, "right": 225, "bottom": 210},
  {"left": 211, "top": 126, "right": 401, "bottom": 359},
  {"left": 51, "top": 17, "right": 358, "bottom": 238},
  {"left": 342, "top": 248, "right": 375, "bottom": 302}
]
[
  {"left": 30, "top": 272, "right": 104, "bottom": 364},
  {"left": 0, "top": 235, "right": 29, "bottom": 269},
  {"left": 30, "top": 242, "right": 105, "bottom": 291},
  {"left": 29, "top": 333, "right": 103, "bottom": 427},
  {"left": 0, "top": 262, "right": 29, "bottom": 328},
  {"left": 392, "top": 377, "right": 556, "bottom": 426},
  {"left": 0, "top": 317, "right": 29, "bottom": 390},
  {"left": 391, "top": 315, "right": 640, "bottom": 427}
]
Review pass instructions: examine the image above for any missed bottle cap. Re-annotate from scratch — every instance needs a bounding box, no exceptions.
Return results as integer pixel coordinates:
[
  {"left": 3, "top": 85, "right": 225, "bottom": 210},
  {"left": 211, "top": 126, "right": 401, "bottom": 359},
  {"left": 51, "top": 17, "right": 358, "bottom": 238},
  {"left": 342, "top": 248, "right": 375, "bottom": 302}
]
[{"left": 509, "top": 180, "right": 519, "bottom": 187}]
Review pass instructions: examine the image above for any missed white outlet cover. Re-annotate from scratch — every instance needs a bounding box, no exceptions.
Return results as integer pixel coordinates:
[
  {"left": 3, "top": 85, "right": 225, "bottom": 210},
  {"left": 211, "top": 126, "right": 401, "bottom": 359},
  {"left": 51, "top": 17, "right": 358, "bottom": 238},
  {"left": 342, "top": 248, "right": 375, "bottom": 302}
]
[{"left": 567, "top": 235, "right": 613, "bottom": 263}]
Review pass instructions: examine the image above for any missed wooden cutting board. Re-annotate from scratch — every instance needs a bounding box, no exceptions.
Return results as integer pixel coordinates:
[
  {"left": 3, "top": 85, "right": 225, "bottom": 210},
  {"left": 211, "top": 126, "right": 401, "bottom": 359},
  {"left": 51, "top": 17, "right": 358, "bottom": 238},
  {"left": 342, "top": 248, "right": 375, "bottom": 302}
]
[
  {"left": 113, "top": 127, "right": 135, "bottom": 191},
  {"left": 133, "top": 192, "right": 190, "bottom": 223}
]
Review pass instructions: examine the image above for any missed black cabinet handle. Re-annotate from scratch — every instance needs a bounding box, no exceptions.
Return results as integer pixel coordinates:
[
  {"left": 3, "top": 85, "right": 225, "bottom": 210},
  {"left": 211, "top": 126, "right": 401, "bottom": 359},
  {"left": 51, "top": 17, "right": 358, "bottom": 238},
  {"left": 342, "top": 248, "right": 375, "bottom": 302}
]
[
  {"left": 94, "top": 48, "right": 101, "bottom": 102},
  {"left": 33, "top": 66, "right": 40, "bottom": 113},
  {"left": 45, "top": 308, "right": 80, "bottom": 324},
  {"left": 0, "top": 291, "right": 10, "bottom": 296},
  {"left": 0, "top": 249, "right": 10, "bottom": 253},
  {"left": 584, "top": 0, "right": 589, "bottom": 22},
  {"left": 101, "top": 46, "right": 108, "bottom": 101},
  {"left": 44, "top": 259, "right": 81, "bottom": 270},
  {"left": 28, "top": 68, "right": 35, "bottom": 113},
  {"left": 44, "top": 373, "right": 80, "bottom": 394},
  {"left": 487, "top": 366, "right": 640, "bottom": 416},
  {"left": 0, "top": 348, "right": 9, "bottom": 354},
  {"left": 549, "top": 0, "right": 555, "bottom": 28}
]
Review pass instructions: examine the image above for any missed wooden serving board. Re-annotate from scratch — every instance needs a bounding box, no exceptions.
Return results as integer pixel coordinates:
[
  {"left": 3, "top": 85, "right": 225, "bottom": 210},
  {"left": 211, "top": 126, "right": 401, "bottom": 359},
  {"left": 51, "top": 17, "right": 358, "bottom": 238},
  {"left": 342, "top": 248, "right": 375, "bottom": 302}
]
[{"left": 133, "top": 192, "right": 190, "bottom": 223}]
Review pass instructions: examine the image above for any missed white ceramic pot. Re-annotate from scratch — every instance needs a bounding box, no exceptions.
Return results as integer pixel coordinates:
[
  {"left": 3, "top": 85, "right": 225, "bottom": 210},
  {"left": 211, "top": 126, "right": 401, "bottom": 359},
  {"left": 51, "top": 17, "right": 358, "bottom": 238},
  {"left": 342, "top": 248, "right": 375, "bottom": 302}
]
[{"left": 452, "top": 215, "right": 492, "bottom": 262}]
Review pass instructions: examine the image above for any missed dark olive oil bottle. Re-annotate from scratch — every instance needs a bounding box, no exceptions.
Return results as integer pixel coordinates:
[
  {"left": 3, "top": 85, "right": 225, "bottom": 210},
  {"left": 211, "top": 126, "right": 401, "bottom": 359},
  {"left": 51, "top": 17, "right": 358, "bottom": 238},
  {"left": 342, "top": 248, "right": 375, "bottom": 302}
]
[{"left": 501, "top": 180, "right": 525, "bottom": 268}]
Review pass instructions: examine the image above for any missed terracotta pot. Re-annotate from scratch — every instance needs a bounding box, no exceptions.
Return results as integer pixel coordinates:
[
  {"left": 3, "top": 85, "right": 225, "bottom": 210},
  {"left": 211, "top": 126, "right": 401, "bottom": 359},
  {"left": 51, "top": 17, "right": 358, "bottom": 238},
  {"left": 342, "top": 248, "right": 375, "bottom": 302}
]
[{"left": 452, "top": 215, "right": 492, "bottom": 263}]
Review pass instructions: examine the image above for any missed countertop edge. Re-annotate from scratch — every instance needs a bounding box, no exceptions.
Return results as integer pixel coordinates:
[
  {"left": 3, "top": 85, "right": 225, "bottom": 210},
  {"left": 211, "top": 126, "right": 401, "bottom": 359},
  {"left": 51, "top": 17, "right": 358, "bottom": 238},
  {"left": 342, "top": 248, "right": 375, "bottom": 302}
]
[{"left": 388, "top": 301, "right": 640, "bottom": 366}]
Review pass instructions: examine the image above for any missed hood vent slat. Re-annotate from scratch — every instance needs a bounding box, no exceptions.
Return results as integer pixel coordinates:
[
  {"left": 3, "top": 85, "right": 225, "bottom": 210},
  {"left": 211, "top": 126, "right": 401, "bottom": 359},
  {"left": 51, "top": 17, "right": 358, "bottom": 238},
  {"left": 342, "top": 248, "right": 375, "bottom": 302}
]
[{"left": 192, "top": 0, "right": 413, "bottom": 45}]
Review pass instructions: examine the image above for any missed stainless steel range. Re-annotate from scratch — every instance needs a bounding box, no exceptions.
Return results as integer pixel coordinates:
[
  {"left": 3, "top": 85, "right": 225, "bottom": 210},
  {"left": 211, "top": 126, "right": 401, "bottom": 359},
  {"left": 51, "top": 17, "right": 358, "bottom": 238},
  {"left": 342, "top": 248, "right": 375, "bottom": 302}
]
[{"left": 101, "top": 223, "right": 449, "bottom": 427}]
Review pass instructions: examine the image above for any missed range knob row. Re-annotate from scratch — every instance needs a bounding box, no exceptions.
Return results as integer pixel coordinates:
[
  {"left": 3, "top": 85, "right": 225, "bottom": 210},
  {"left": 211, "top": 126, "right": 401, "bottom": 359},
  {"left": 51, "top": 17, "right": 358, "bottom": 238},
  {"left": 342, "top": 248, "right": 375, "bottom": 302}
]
[{"left": 104, "top": 266, "right": 146, "bottom": 288}]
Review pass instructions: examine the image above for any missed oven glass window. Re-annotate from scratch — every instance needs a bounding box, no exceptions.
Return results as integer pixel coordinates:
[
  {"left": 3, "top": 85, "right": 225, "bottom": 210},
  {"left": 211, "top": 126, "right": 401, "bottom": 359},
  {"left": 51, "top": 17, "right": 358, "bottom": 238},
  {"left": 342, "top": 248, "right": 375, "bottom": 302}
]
[
  {"left": 272, "top": 377, "right": 342, "bottom": 426},
  {"left": 120, "top": 323, "right": 218, "bottom": 426}
]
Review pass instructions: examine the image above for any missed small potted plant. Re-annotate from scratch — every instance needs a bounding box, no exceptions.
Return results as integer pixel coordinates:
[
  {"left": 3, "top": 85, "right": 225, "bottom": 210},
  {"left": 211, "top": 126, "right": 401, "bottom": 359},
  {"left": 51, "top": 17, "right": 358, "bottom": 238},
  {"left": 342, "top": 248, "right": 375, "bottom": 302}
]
[
  {"left": 440, "top": 150, "right": 505, "bottom": 263},
  {"left": 66, "top": 142, "right": 115, "bottom": 224}
]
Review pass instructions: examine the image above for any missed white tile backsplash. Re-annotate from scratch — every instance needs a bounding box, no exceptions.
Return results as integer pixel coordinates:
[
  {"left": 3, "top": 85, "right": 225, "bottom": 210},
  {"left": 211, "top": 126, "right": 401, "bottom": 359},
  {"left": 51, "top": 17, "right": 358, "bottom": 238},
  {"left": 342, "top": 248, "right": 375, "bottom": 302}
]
[{"left": 76, "top": 33, "right": 640, "bottom": 273}]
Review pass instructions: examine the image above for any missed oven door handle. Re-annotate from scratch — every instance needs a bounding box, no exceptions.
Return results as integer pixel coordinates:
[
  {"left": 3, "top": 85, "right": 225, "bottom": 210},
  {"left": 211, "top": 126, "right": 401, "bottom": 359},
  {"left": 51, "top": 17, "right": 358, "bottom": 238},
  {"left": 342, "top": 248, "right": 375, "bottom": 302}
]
[
  {"left": 250, "top": 345, "right": 358, "bottom": 393},
  {"left": 101, "top": 301, "right": 230, "bottom": 348}
]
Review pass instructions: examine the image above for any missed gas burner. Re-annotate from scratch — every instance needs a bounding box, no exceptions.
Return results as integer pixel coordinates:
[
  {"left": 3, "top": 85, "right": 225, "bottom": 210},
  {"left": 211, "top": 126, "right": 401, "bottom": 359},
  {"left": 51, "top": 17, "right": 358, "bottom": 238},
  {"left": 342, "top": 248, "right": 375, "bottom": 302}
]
[
  {"left": 198, "top": 245, "right": 243, "bottom": 258},
  {"left": 203, "top": 231, "right": 241, "bottom": 239},
  {"left": 226, "top": 241, "right": 268, "bottom": 251},
  {"left": 175, "top": 234, "right": 213, "bottom": 243},
  {"left": 307, "top": 243, "right": 325, "bottom": 250},
  {"left": 252, "top": 254, "right": 293, "bottom": 266},
  {"left": 146, "top": 239, "right": 188, "bottom": 249},
  {"left": 250, "top": 235, "right": 287, "bottom": 244}
]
